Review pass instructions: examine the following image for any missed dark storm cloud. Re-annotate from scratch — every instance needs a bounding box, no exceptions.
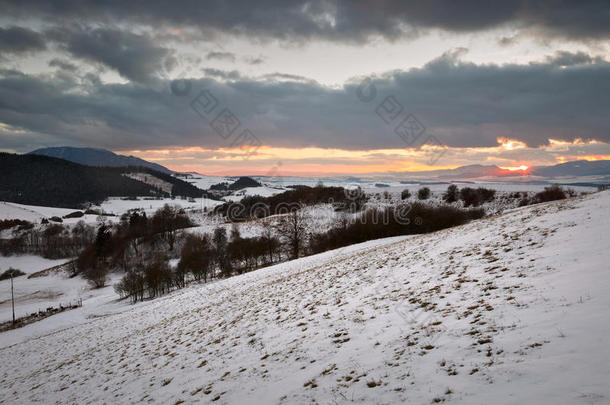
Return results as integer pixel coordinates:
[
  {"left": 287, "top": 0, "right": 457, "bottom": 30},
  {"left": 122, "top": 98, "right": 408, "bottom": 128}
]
[
  {"left": 1, "top": 1, "right": 609, "bottom": 42},
  {"left": 202, "top": 68, "right": 242, "bottom": 80},
  {"left": 206, "top": 52, "right": 236, "bottom": 62},
  {"left": 0, "top": 26, "right": 46, "bottom": 55},
  {"left": 47, "top": 26, "right": 173, "bottom": 84},
  {"left": 48, "top": 58, "right": 78, "bottom": 72},
  {"left": 545, "top": 51, "right": 605, "bottom": 67},
  {"left": 1, "top": 53, "right": 608, "bottom": 152}
]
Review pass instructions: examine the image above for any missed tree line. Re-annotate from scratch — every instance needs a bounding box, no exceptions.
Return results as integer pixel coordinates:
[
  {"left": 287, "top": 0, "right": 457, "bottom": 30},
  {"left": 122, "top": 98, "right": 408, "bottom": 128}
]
[
  {"left": 107, "top": 200, "right": 485, "bottom": 303},
  {"left": 77, "top": 204, "right": 195, "bottom": 289},
  {"left": 213, "top": 185, "right": 367, "bottom": 221},
  {"left": 0, "top": 220, "right": 95, "bottom": 259}
]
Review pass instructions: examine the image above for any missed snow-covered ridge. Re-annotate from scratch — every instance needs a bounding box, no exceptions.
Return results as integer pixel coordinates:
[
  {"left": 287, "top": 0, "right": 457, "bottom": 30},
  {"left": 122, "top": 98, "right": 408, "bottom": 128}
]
[{"left": 0, "top": 192, "right": 609, "bottom": 404}]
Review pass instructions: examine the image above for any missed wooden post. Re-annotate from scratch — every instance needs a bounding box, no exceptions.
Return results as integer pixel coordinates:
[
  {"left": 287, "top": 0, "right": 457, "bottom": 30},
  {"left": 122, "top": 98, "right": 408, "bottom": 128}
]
[{"left": 10, "top": 271, "right": 15, "bottom": 324}]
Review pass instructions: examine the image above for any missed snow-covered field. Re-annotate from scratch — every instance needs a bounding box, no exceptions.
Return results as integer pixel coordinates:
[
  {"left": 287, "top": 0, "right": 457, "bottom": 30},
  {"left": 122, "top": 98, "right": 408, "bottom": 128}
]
[
  {"left": 0, "top": 181, "right": 596, "bottom": 226},
  {"left": 95, "top": 196, "right": 222, "bottom": 216},
  {"left": 0, "top": 202, "right": 101, "bottom": 224},
  {"left": 0, "top": 254, "right": 125, "bottom": 325},
  {"left": 0, "top": 198, "right": 223, "bottom": 228},
  {"left": 0, "top": 191, "right": 608, "bottom": 404},
  {"left": 223, "top": 186, "right": 287, "bottom": 202}
]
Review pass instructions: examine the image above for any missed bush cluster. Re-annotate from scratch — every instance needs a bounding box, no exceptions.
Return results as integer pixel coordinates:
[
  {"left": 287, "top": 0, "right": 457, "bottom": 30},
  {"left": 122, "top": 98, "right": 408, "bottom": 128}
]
[
  {"left": 310, "top": 203, "right": 484, "bottom": 254},
  {"left": 459, "top": 187, "right": 496, "bottom": 207},
  {"left": 78, "top": 204, "right": 194, "bottom": 289},
  {"left": 417, "top": 187, "right": 431, "bottom": 200},
  {"left": 0, "top": 220, "right": 95, "bottom": 258},
  {"left": 518, "top": 185, "right": 574, "bottom": 206},
  {"left": 214, "top": 185, "right": 367, "bottom": 221},
  {"left": 0, "top": 268, "right": 25, "bottom": 281}
]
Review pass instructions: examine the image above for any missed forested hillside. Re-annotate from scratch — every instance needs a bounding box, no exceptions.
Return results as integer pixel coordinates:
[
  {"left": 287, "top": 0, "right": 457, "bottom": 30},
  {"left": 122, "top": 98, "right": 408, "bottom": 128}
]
[
  {"left": 0, "top": 153, "right": 204, "bottom": 208},
  {"left": 29, "top": 147, "right": 173, "bottom": 174}
]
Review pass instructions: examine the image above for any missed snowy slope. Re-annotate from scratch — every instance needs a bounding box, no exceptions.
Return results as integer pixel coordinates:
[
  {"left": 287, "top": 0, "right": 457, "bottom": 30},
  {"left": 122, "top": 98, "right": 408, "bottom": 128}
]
[
  {"left": 0, "top": 192, "right": 609, "bottom": 404},
  {"left": 0, "top": 202, "right": 102, "bottom": 224},
  {"left": 224, "top": 186, "right": 287, "bottom": 202},
  {"left": 95, "top": 196, "right": 222, "bottom": 216}
]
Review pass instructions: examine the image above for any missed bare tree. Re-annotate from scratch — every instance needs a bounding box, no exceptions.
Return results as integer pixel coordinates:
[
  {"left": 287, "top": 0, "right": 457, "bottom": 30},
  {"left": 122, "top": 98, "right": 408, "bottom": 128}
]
[
  {"left": 178, "top": 234, "right": 213, "bottom": 282},
  {"left": 213, "top": 227, "right": 231, "bottom": 277},
  {"left": 260, "top": 218, "right": 280, "bottom": 264},
  {"left": 275, "top": 209, "right": 309, "bottom": 260}
]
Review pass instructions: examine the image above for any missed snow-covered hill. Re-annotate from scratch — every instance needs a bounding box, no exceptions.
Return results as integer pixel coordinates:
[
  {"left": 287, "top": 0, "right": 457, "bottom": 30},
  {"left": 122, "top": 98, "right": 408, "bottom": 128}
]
[{"left": 1, "top": 192, "right": 609, "bottom": 404}]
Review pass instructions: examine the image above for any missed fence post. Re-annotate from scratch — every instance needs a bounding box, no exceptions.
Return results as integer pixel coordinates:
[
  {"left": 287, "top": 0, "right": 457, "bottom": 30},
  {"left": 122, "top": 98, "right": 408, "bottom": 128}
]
[{"left": 11, "top": 272, "right": 15, "bottom": 324}]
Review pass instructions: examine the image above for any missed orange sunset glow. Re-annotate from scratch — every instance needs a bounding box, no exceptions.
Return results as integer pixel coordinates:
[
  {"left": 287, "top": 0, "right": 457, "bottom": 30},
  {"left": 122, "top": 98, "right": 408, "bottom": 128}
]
[
  {"left": 119, "top": 139, "right": 610, "bottom": 176},
  {"left": 504, "top": 165, "right": 530, "bottom": 172}
]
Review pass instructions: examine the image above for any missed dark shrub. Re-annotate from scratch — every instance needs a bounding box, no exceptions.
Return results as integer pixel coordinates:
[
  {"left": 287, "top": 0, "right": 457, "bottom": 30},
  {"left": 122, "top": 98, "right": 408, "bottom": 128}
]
[
  {"left": 310, "top": 203, "right": 484, "bottom": 254},
  {"left": 17, "top": 222, "right": 34, "bottom": 231},
  {"left": 401, "top": 189, "right": 411, "bottom": 200},
  {"left": 0, "top": 268, "right": 26, "bottom": 280},
  {"left": 417, "top": 187, "right": 431, "bottom": 200},
  {"left": 83, "top": 262, "right": 109, "bottom": 288},
  {"left": 213, "top": 227, "right": 231, "bottom": 277},
  {"left": 509, "top": 192, "right": 524, "bottom": 199},
  {"left": 179, "top": 234, "right": 213, "bottom": 282},
  {"left": 145, "top": 255, "right": 173, "bottom": 295},
  {"left": 63, "top": 211, "right": 84, "bottom": 219},
  {"left": 533, "top": 185, "right": 567, "bottom": 203},
  {"left": 0, "top": 219, "right": 32, "bottom": 232},
  {"left": 443, "top": 185, "right": 459, "bottom": 203},
  {"left": 460, "top": 187, "right": 496, "bottom": 207},
  {"left": 115, "top": 268, "right": 145, "bottom": 303},
  {"left": 49, "top": 216, "right": 63, "bottom": 223},
  {"left": 0, "top": 219, "right": 34, "bottom": 231},
  {"left": 477, "top": 188, "right": 496, "bottom": 203}
]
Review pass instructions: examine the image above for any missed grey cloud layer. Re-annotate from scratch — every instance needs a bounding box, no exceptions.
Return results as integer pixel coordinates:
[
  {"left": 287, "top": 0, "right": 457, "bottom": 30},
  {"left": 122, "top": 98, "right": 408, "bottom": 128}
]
[
  {"left": 47, "top": 26, "right": 174, "bottom": 84},
  {"left": 2, "top": 0, "right": 609, "bottom": 43},
  {"left": 0, "top": 26, "right": 46, "bottom": 55},
  {"left": 1, "top": 53, "right": 608, "bottom": 152},
  {"left": 206, "top": 52, "right": 236, "bottom": 62}
]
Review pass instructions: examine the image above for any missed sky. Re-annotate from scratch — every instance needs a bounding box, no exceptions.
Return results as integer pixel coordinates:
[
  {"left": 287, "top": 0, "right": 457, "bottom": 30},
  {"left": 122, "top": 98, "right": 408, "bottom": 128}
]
[{"left": 0, "top": 1, "right": 609, "bottom": 176}]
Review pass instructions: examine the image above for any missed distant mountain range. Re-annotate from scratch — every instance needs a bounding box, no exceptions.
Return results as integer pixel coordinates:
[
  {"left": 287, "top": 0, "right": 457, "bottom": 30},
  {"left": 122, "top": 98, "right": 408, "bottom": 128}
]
[
  {"left": 388, "top": 160, "right": 610, "bottom": 181},
  {"left": 531, "top": 160, "right": 610, "bottom": 177},
  {"left": 29, "top": 147, "right": 173, "bottom": 174}
]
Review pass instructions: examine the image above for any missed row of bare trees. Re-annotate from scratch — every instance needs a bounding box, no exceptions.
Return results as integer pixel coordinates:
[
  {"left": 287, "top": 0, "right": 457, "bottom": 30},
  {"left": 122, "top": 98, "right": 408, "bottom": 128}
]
[
  {"left": 0, "top": 220, "right": 95, "bottom": 258},
  {"left": 78, "top": 204, "right": 195, "bottom": 290},
  {"left": 113, "top": 209, "right": 309, "bottom": 303},
  {"left": 95, "top": 195, "right": 487, "bottom": 304}
]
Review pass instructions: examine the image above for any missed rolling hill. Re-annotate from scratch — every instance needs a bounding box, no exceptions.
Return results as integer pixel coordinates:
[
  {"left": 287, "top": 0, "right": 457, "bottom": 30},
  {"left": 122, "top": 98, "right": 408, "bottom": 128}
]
[
  {"left": 0, "top": 153, "right": 205, "bottom": 208},
  {"left": 1, "top": 191, "right": 608, "bottom": 403},
  {"left": 29, "top": 146, "right": 173, "bottom": 174}
]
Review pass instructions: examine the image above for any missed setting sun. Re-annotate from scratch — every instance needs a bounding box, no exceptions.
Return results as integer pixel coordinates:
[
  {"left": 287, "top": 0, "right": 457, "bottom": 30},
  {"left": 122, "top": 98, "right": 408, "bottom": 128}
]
[{"left": 505, "top": 165, "right": 529, "bottom": 172}]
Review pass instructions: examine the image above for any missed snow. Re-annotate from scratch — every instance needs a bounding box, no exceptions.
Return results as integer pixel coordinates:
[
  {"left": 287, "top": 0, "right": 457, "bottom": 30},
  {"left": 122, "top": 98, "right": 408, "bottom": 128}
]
[
  {"left": 0, "top": 201, "right": 101, "bottom": 224},
  {"left": 0, "top": 255, "right": 68, "bottom": 276},
  {"left": 0, "top": 191, "right": 609, "bottom": 404},
  {"left": 0, "top": 255, "right": 126, "bottom": 324},
  {"left": 0, "top": 198, "right": 223, "bottom": 226},
  {"left": 181, "top": 175, "right": 233, "bottom": 190},
  {"left": 95, "top": 196, "right": 222, "bottom": 216},
  {"left": 224, "top": 186, "right": 287, "bottom": 202}
]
